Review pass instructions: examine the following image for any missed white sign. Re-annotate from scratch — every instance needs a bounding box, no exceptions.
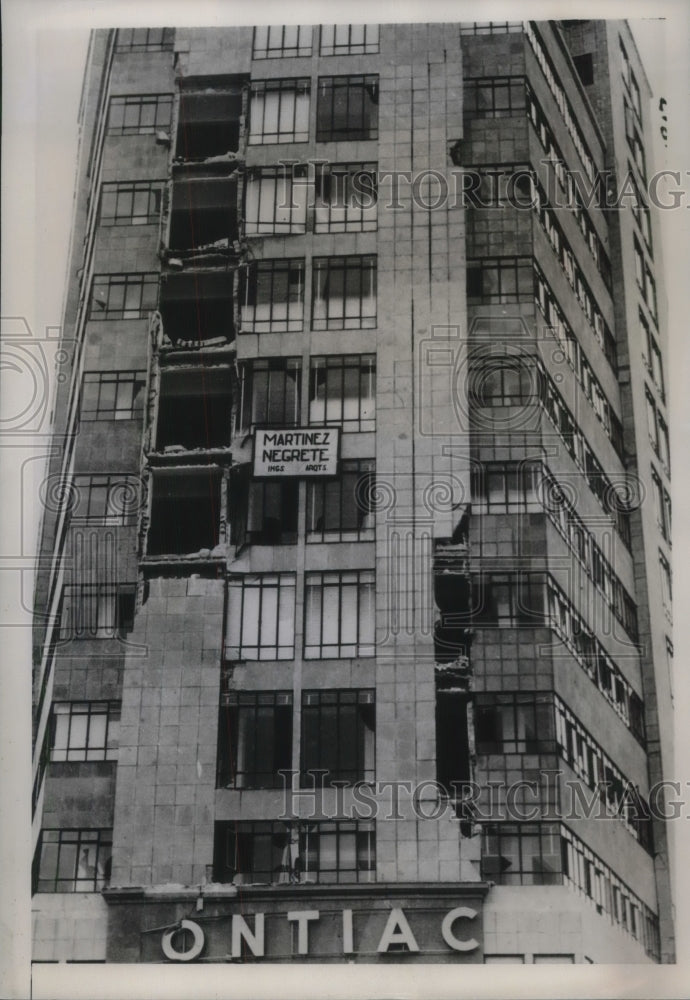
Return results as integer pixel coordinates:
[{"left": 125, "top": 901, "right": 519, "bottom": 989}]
[{"left": 253, "top": 427, "right": 340, "bottom": 478}]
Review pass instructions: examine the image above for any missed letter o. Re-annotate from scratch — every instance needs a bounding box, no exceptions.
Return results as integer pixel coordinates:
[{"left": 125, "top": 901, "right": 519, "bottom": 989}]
[
  {"left": 161, "top": 919, "right": 205, "bottom": 962},
  {"left": 441, "top": 906, "right": 479, "bottom": 952}
]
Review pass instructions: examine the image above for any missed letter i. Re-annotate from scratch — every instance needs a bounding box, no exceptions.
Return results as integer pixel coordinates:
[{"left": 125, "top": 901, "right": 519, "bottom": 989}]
[{"left": 342, "top": 909, "right": 354, "bottom": 954}]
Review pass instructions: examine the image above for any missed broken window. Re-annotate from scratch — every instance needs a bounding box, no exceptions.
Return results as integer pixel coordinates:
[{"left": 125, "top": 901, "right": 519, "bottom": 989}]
[
  {"left": 249, "top": 79, "right": 310, "bottom": 144},
  {"left": 435, "top": 690, "right": 471, "bottom": 791},
  {"left": 59, "top": 584, "right": 135, "bottom": 639},
  {"left": 71, "top": 473, "right": 140, "bottom": 525},
  {"left": 147, "top": 470, "right": 222, "bottom": 555},
  {"left": 50, "top": 701, "right": 120, "bottom": 762},
  {"left": 99, "top": 180, "right": 163, "bottom": 226},
  {"left": 35, "top": 828, "right": 112, "bottom": 893},
  {"left": 155, "top": 367, "right": 232, "bottom": 450},
  {"left": 315, "top": 163, "right": 377, "bottom": 233},
  {"left": 217, "top": 691, "right": 292, "bottom": 788},
  {"left": 213, "top": 820, "right": 296, "bottom": 884},
  {"left": 253, "top": 25, "right": 312, "bottom": 59},
  {"left": 169, "top": 177, "right": 239, "bottom": 249},
  {"left": 307, "top": 458, "right": 375, "bottom": 542},
  {"left": 475, "top": 693, "right": 554, "bottom": 754},
  {"left": 159, "top": 272, "right": 234, "bottom": 344},
  {"left": 316, "top": 75, "right": 379, "bottom": 142},
  {"left": 176, "top": 84, "right": 243, "bottom": 159},
  {"left": 320, "top": 25, "right": 379, "bottom": 56},
  {"left": 240, "top": 258, "right": 305, "bottom": 333},
  {"left": 244, "top": 479, "right": 299, "bottom": 545},
  {"left": 236, "top": 358, "right": 302, "bottom": 433},
  {"left": 572, "top": 53, "right": 594, "bottom": 86},
  {"left": 301, "top": 689, "right": 375, "bottom": 785},
  {"left": 107, "top": 94, "right": 172, "bottom": 135},
  {"left": 309, "top": 355, "right": 375, "bottom": 431},
  {"left": 304, "top": 570, "right": 375, "bottom": 659},
  {"left": 244, "top": 165, "right": 308, "bottom": 235},
  {"left": 225, "top": 574, "right": 296, "bottom": 660},
  {"left": 115, "top": 28, "right": 174, "bottom": 52},
  {"left": 89, "top": 273, "right": 159, "bottom": 320},
  {"left": 312, "top": 255, "right": 377, "bottom": 330}
]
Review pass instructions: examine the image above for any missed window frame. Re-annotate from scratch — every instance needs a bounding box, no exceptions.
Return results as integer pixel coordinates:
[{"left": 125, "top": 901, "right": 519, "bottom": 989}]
[
  {"left": 106, "top": 94, "right": 173, "bottom": 135},
  {"left": 301, "top": 689, "right": 375, "bottom": 785},
  {"left": 236, "top": 357, "right": 302, "bottom": 434},
  {"left": 316, "top": 74, "right": 379, "bottom": 142},
  {"left": 89, "top": 273, "right": 159, "bottom": 320},
  {"left": 217, "top": 691, "right": 293, "bottom": 789},
  {"left": 35, "top": 828, "right": 113, "bottom": 893},
  {"left": 319, "top": 24, "right": 380, "bottom": 56},
  {"left": 304, "top": 569, "right": 376, "bottom": 659},
  {"left": 50, "top": 701, "right": 120, "bottom": 763},
  {"left": 306, "top": 458, "right": 375, "bottom": 542},
  {"left": 59, "top": 583, "right": 136, "bottom": 640},
  {"left": 79, "top": 371, "right": 146, "bottom": 422},
  {"left": 248, "top": 78, "right": 311, "bottom": 144},
  {"left": 240, "top": 258, "right": 305, "bottom": 333},
  {"left": 314, "top": 162, "right": 378, "bottom": 234},
  {"left": 225, "top": 573, "right": 296, "bottom": 661},
  {"left": 244, "top": 165, "right": 309, "bottom": 235},
  {"left": 311, "top": 255, "right": 377, "bottom": 331},
  {"left": 309, "top": 354, "right": 376, "bottom": 432},
  {"left": 115, "top": 28, "right": 174, "bottom": 52},
  {"left": 252, "top": 25, "right": 312, "bottom": 59},
  {"left": 71, "top": 473, "right": 140, "bottom": 525},
  {"left": 98, "top": 180, "right": 163, "bottom": 227}
]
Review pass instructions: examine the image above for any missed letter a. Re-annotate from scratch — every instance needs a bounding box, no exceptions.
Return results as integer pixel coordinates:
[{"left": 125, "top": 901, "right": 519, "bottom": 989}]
[{"left": 376, "top": 908, "right": 420, "bottom": 953}]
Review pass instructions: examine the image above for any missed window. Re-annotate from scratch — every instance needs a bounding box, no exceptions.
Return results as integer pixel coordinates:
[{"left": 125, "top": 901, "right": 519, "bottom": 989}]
[
  {"left": 481, "top": 823, "right": 562, "bottom": 885},
  {"left": 168, "top": 176, "right": 237, "bottom": 249},
  {"left": 147, "top": 471, "right": 222, "bottom": 556},
  {"left": 252, "top": 25, "right": 312, "bottom": 58},
  {"left": 99, "top": 181, "right": 162, "bottom": 226},
  {"left": 460, "top": 22, "right": 523, "bottom": 34},
  {"left": 35, "top": 829, "right": 112, "bottom": 892},
  {"left": 316, "top": 75, "right": 379, "bottom": 142},
  {"left": 213, "top": 820, "right": 375, "bottom": 885},
  {"left": 471, "top": 461, "right": 542, "bottom": 515},
  {"left": 159, "top": 271, "right": 235, "bottom": 345},
  {"left": 475, "top": 693, "right": 554, "bottom": 754},
  {"left": 307, "top": 459, "right": 375, "bottom": 542},
  {"left": 50, "top": 702, "right": 120, "bottom": 762},
  {"left": 89, "top": 273, "right": 158, "bottom": 320},
  {"left": 237, "top": 358, "right": 302, "bottom": 433},
  {"left": 320, "top": 24, "right": 379, "bottom": 56},
  {"left": 217, "top": 692, "right": 292, "bottom": 788},
  {"left": 71, "top": 474, "right": 140, "bottom": 525},
  {"left": 474, "top": 573, "right": 545, "bottom": 626},
  {"left": 241, "top": 259, "right": 305, "bottom": 333},
  {"left": 315, "top": 163, "right": 377, "bottom": 233},
  {"left": 245, "top": 479, "right": 299, "bottom": 545},
  {"left": 244, "top": 166, "right": 308, "bottom": 235},
  {"left": 534, "top": 955, "right": 575, "bottom": 964},
  {"left": 467, "top": 257, "right": 532, "bottom": 304},
  {"left": 645, "top": 386, "right": 659, "bottom": 450},
  {"left": 301, "top": 690, "right": 375, "bottom": 784},
  {"left": 309, "top": 355, "right": 375, "bottom": 432},
  {"left": 468, "top": 354, "right": 536, "bottom": 406},
  {"left": 107, "top": 94, "right": 172, "bottom": 135},
  {"left": 436, "top": 689, "right": 471, "bottom": 790},
  {"left": 59, "top": 584, "right": 135, "bottom": 640},
  {"left": 463, "top": 76, "right": 526, "bottom": 119},
  {"left": 649, "top": 339, "right": 665, "bottom": 399},
  {"left": 484, "top": 955, "right": 525, "bottom": 963},
  {"left": 301, "top": 821, "right": 375, "bottom": 883},
  {"left": 115, "top": 28, "right": 174, "bottom": 52},
  {"left": 312, "top": 255, "right": 377, "bottom": 330},
  {"left": 657, "top": 415, "right": 670, "bottom": 473},
  {"left": 573, "top": 52, "right": 594, "bottom": 86},
  {"left": 249, "top": 79, "right": 310, "bottom": 144},
  {"left": 225, "top": 574, "right": 296, "bottom": 660},
  {"left": 659, "top": 552, "right": 672, "bottom": 612},
  {"left": 304, "top": 570, "right": 375, "bottom": 658},
  {"left": 176, "top": 85, "right": 243, "bottom": 160},
  {"left": 651, "top": 467, "right": 671, "bottom": 543}
]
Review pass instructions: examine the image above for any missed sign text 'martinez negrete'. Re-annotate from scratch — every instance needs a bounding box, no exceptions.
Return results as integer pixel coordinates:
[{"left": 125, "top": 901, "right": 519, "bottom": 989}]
[{"left": 253, "top": 427, "right": 340, "bottom": 477}]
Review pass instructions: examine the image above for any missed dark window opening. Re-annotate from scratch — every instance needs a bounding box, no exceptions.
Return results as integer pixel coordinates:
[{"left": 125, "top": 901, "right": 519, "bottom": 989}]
[
  {"left": 168, "top": 178, "right": 239, "bottom": 250},
  {"left": 316, "top": 75, "right": 379, "bottom": 142},
  {"left": 155, "top": 368, "right": 232, "bottom": 450},
  {"left": 217, "top": 691, "right": 292, "bottom": 788},
  {"left": 246, "top": 479, "right": 299, "bottom": 545},
  {"left": 434, "top": 620, "right": 472, "bottom": 664},
  {"left": 475, "top": 693, "right": 554, "bottom": 754},
  {"left": 147, "top": 471, "right": 222, "bottom": 555},
  {"left": 436, "top": 690, "right": 470, "bottom": 791},
  {"left": 35, "top": 828, "right": 113, "bottom": 893},
  {"left": 572, "top": 53, "right": 594, "bottom": 86},
  {"left": 301, "top": 689, "right": 375, "bottom": 785},
  {"left": 159, "top": 272, "right": 234, "bottom": 345},
  {"left": 176, "top": 86, "right": 244, "bottom": 160},
  {"left": 306, "top": 459, "right": 375, "bottom": 542},
  {"left": 237, "top": 358, "right": 302, "bottom": 432}
]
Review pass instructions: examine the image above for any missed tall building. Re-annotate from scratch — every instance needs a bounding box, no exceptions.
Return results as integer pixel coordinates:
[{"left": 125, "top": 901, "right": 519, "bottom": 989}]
[{"left": 31, "top": 20, "right": 674, "bottom": 965}]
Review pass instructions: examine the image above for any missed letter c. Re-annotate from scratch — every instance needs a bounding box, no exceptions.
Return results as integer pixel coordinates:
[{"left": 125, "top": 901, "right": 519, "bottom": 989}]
[
  {"left": 441, "top": 906, "right": 479, "bottom": 952},
  {"left": 161, "top": 919, "right": 205, "bottom": 961}
]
